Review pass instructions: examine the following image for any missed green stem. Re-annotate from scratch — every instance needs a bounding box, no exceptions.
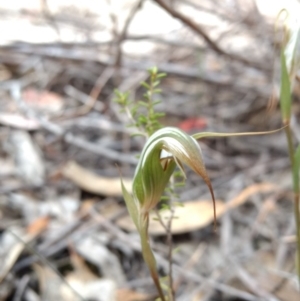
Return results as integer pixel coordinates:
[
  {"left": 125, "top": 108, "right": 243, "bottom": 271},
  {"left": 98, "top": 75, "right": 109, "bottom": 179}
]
[
  {"left": 294, "top": 193, "right": 300, "bottom": 281},
  {"left": 284, "top": 125, "right": 300, "bottom": 284},
  {"left": 166, "top": 177, "right": 175, "bottom": 301},
  {"left": 147, "top": 73, "right": 155, "bottom": 135},
  {"left": 155, "top": 176, "right": 176, "bottom": 300},
  {"left": 139, "top": 214, "right": 166, "bottom": 301}
]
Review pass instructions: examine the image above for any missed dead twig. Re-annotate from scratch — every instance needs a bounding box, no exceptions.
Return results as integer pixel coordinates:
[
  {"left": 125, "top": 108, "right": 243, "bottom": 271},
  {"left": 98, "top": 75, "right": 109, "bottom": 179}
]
[
  {"left": 91, "top": 210, "right": 264, "bottom": 301},
  {"left": 152, "top": 0, "right": 268, "bottom": 71},
  {"left": 173, "top": 243, "right": 206, "bottom": 293},
  {"left": 88, "top": 67, "right": 115, "bottom": 112},
  {"left": 9, "top": 81, "right": 138, "bottom": 164},
  {"left": 164, "top": 177, "right": 177, "bottom": 300},
  {"left": 6, "top": 230, "right": 87, "bottom": 301},
  {"left": 64, "top": 85, "right": 104, "bottom": 113},
  {"left": 60, "top": 67, "right": 115, "bottom": 119},
  {"left": 229, "top": 258, "right": 280, "bottom": 301},
  {"left": 0, "top": 44, "right": 271, "bottom": 98},
  {"left": 114, "top": 0, "right": 146, "bottom": 72},
  {"left": 13, "top": 275, "right": 30, "bottom": 301}
]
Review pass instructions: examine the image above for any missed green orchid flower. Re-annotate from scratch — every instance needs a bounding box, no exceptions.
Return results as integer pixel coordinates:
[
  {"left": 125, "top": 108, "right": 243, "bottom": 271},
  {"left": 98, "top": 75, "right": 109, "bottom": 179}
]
[
  {"left": 121, "top": 127, "right": 216, "bottom": 301},
  {"left": 120, "top": 126, "right": 284, "bottom": 301},
  {"left": 133, "top": 127, "right": 215, "bottom": 214}
]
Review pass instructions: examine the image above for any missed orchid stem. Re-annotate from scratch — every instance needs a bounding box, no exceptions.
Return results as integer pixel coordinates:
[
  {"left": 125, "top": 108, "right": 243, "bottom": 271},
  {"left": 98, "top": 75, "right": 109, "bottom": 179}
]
[
  {"left": 140, "top": 214, "right": 166, "bottom": 301},
  {"left": 284, "top": 124, "right": 300, "bottom": 285}
]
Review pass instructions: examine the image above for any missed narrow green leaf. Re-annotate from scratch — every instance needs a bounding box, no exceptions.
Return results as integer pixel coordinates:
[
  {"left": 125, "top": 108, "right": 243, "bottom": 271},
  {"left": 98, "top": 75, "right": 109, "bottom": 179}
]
[
  {"left": 139, "top": 215, "right": 166, "bottom": 301},
  {"left": 280, "top": 50, "right": 292, "bottom": 123},
  {"left": 138, "top": 115, "right": 148, "bottom": 124},
  {"left": 152, "top": 100, "right": 162, "bottom": 106},
  {"left": 153, "top": 80, "right": 160, "bottom": 87},
  {"left": 160, "top": 203, "right": 170, "bottom": 210},
  {"left": 141, "top": 81, "right": 150, "bottom": 89},
  {"left": 294, "top": 144, "right": 300, "bottom": 194},
  {"left": 175, "top": 182, "right": 185, "bottom": 187},
  {"left": 173, "top": 201, "right": 184, "bottom": 207},
  {"left": 131, "top": 105, "right": 138, "bottom": 117},
  {"left": 130, "top": 132, "right": 147, "bottom": 138},
  {"left": 157, "top": 72, "right": 167, "bottom": 79},
  {"left": 283, "top": 9, "right": 300, "bottom": 78},
  {"left": 192, "top": 127, "right": 285, "bottom": 140},
  {"left": 120, "top": 178, "right": 139, "bottom": 229},
  {"left": 153, "top": 112, "right": 165, "bottom": 118},
  {"left": 138, "top": 101, "right": 149, "bottom": 107}
]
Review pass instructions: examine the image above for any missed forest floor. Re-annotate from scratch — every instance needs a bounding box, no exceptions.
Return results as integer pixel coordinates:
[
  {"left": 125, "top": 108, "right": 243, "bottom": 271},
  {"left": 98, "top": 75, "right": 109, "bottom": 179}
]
[{"left": 0, "top": 1, "right": 299, "bottom": 301}]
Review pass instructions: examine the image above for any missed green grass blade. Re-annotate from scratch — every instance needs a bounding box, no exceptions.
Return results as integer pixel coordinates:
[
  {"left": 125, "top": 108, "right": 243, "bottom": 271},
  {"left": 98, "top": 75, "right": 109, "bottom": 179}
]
[
  {"left": 284, "top": 12, "right": 300, "bottom": 78},
  {"left": 280, "top": 50, "right": 292, "bottom": 123},
  {"left": 121, "top": 178, "right": 139, "bottom": 229},
  {"left": 294, "top": 144, "right": 300, "bottom": 194},
  {"left": 192, "top": 127, "right": 285, "bottom": 140},
  {"left": 139, "top": 215, "right": 166, "bottom": 301}
]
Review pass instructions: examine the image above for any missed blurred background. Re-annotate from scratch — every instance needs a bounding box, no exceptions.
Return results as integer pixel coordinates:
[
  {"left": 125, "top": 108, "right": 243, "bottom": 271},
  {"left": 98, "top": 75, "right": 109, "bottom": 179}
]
[{"left": 0, "top": 0, "right": 299, "bottom": 300}]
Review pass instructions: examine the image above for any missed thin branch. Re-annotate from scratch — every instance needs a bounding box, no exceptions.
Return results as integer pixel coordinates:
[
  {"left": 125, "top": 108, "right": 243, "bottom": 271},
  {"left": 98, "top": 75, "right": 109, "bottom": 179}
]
[
  {"left": 180, "top": 0, "right": 235, "bottom": 22},
  {"left": 40, "top": 0, "right": 61, "bottom": 37},
  {"left": 91, "top": 211, "right": 267, "bottom": 301},
  {"left": 154, "top": 176, "right": 179, "bottom": 301},
  {"left": 114, "top": 0, "right": 146, "bottom": 83},
  {"left": 61, "top": 67, "right": 115, "bottom": 119},
  {"left": 9, "top": 83, "right": 138, "bottom": 165},
  {"left": 165, "top": 177, "right": 176, "bottom": 300},
  {"left": 89, "top": 67, "right": 115, "bottom": 111},
  {"left": 152, "top": 0, "right": 269, "bottom": 71},
  {"left": 7, "top": 230, "right": 87, "bottom": 301},
  {"left": 0, "top": 44, "right": 270, "bottom": 98}
]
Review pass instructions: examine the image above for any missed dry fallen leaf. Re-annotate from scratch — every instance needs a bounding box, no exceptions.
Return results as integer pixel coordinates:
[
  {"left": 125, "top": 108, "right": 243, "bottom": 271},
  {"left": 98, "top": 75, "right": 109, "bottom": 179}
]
[
  {"left": 61, "top": 276, "right": 116, "bottom": 301},
  {"left": 74, "top": 235, "right": 126, "bottom": 286},
  {"left": 26, "top": 216, "right": 50, "bottom": 236},
  {"left": 229, "top": 250, "right": 299, "bottom": 301},
  {"left": 34, "top": 265, "right": 63, "bottom": 301},
  {"left": 0, "top": 113, "right": 40, "bottom": 130},
  {"left": 0, "top": 223, "right": 45, "bottom": 284},
  {"left": 62, "top": 161, "right": 132, "bottom": 196},
  {"left": 35, "top": 250, "right": 117, "bottom": 301},
  {"left": 8, "top": 130, "right": 45, "bottom": 186},
  {"left": 224, "top": 183, "right": 276, "bottom": 210},
  {"left": 117, "top": 183, "right": 277, "bottom": 235},
  {"left": 117, "top": 199, "right": 224, "bottom": 235},
  {"left": 79, "top": 199, "right": 97, "bottom": 214},
  {"left": 22, "top": 88, "right": 64, "bottom": 113},
  {"left": 192, "top": 291, "right": 206, "bottom": 301},
  {"left": 0, "top": 65, "right": 12, "bottom": 81},
  {"left": 69, "top": 249, "right": 97, "bottom": 281},
  {"left": 117, "top": 288, "right": 149, "bottom": 301},
  {"left": 0, "top": 215, "right": 52, "bottom": 284},
  {"left": 0, "top": 228, "right": 29, "bottom": 284}
]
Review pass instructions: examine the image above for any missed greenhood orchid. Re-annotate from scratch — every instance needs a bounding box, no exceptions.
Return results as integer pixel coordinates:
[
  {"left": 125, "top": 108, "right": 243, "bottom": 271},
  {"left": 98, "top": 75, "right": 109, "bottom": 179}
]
[
  {"left": 120, "top": 127, "right": 216, "bottom": 301},
  {"left": 121, "top": 127, "right": 216, "bottom": 231},
  {"left": 120, "top": 126, "right": 284, "bottom": 301}
]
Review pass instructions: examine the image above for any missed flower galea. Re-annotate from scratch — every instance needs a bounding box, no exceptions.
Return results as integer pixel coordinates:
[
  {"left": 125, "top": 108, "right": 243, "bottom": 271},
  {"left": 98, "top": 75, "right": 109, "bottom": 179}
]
[{"left": 121, "top": 127, "right": 216, "bottom": 230}]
